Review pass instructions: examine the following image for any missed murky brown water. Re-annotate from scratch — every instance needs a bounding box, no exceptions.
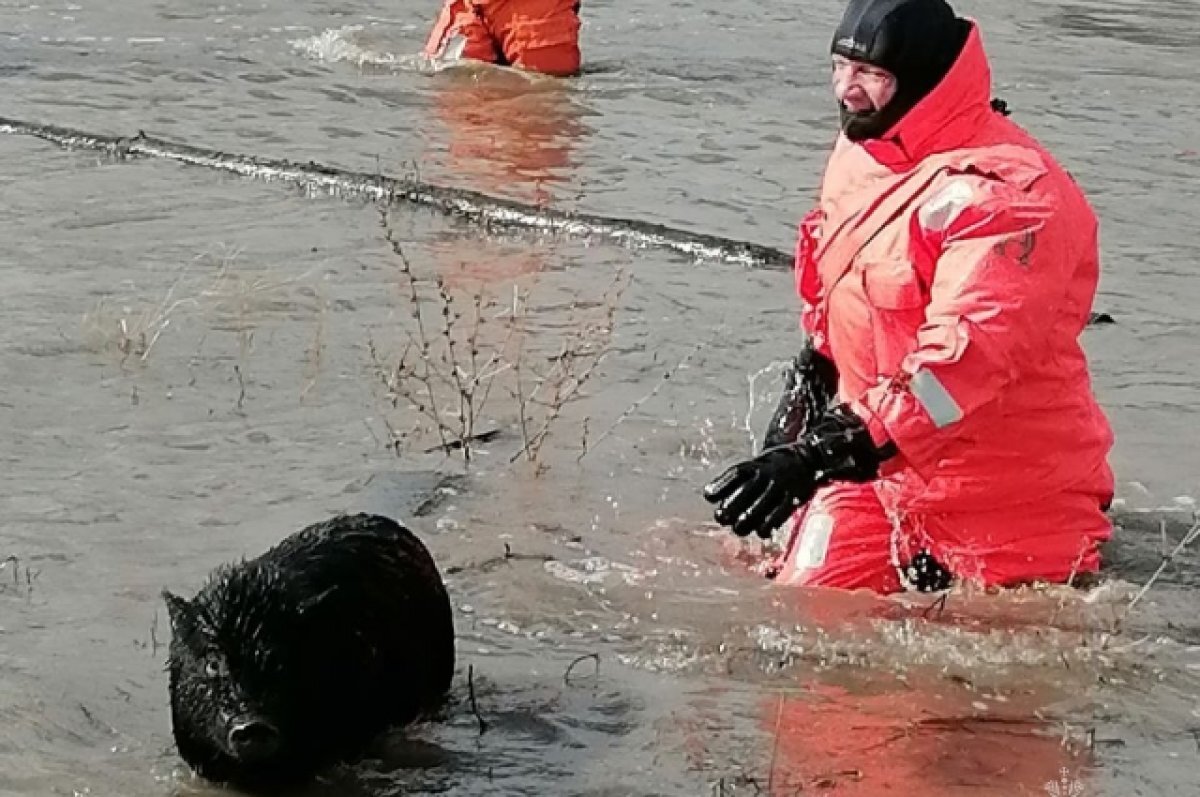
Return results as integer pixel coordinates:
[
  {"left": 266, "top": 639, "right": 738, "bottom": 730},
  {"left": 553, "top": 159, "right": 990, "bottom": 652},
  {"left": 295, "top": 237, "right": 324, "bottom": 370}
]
[{"left": 2, "top": 0, "right": 1199, "bottom": 795}]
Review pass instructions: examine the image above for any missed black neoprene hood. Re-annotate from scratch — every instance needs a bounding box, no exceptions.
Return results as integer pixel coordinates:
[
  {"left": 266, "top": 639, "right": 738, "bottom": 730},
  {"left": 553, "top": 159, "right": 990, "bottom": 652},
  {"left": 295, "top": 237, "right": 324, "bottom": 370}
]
[{"left": 830, "top": 0, "right": 970, "bottom": 140}]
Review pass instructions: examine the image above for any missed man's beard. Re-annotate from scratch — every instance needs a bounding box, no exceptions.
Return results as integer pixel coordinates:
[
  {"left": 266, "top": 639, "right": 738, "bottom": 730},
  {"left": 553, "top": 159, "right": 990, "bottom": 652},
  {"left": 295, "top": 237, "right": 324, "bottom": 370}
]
[{"left": 838, "top": 98, "right": 909, "bottom": 142}]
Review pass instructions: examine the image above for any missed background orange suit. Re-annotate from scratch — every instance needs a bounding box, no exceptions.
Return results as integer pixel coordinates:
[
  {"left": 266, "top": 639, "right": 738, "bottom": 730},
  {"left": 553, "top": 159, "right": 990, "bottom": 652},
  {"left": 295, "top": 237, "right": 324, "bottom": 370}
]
[{"left": 423, "top": 0, "right": 582, "bottom": 77}]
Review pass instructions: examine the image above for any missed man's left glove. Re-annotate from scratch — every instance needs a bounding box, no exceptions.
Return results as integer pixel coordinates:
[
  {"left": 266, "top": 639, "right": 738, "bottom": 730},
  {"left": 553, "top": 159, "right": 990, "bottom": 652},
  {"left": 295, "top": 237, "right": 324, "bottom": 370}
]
[{"left": 702, "top": 404, "right": 897, "bottom": 539}]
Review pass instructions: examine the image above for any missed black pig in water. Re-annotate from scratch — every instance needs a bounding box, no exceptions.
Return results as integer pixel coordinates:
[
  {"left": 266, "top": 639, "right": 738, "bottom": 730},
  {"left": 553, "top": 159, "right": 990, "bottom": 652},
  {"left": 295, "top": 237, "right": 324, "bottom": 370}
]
[{"left": 162, "top": 512, "right": 455, "bottom": 789}]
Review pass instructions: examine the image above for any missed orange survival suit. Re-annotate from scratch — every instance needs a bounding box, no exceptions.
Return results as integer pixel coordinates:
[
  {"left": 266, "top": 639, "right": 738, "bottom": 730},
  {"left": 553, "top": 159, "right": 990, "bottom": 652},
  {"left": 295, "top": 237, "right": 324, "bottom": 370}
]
[
  {"left": 707, "top": 12, "right": 1115, "bottom": 593},
  {"left": 423, "top": 0, "right": 582, "bottom": 77}
]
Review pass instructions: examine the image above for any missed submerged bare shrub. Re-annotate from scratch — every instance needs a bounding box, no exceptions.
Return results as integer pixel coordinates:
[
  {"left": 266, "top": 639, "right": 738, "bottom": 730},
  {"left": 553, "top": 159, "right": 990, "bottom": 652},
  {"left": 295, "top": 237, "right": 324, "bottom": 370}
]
[
  {"left": 79, "top": 246, "right": 313, "bottom": 373},
  {"left": 80, "top": 279, "right": 199, "bottom": 366},
  {"left": 368, "top": 209, "right": 629, "bottom": 472}
]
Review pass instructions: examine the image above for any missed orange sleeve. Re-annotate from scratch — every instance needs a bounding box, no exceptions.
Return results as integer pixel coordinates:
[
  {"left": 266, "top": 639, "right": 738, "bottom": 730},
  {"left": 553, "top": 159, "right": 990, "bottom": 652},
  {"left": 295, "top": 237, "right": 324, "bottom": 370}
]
[{"left": 795, "top": 208, "right": 832, "bottom": 358}]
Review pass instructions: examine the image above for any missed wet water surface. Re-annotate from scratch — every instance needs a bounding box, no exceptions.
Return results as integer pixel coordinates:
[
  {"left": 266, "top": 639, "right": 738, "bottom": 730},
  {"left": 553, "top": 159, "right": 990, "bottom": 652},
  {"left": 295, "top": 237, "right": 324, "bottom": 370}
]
[{"left": 2, "top": 0, "right": 1199, "bottom": 795}]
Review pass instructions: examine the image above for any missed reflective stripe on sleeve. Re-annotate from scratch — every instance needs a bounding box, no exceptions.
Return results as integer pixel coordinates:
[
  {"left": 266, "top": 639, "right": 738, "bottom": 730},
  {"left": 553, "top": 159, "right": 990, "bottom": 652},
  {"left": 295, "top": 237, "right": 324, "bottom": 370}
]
[{"left": 909, "top": 368, "right": 964, "bottom": 429}]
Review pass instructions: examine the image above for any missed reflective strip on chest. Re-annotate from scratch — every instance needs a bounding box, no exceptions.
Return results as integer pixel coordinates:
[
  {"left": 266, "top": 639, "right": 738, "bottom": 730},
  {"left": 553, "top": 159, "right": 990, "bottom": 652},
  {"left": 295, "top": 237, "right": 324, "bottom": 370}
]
[
  {"left": 918, "top": 179, "right": 975, "bottom": 233},
  {"left": 910, "top": 367, "right": 964, "bottom": 429}
]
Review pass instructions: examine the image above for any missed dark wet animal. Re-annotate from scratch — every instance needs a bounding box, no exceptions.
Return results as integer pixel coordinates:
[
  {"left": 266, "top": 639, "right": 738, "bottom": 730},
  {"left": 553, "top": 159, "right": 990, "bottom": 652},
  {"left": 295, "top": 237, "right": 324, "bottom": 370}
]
[{"left": 162, "top": 512, "right": 455, "bottom": 789}]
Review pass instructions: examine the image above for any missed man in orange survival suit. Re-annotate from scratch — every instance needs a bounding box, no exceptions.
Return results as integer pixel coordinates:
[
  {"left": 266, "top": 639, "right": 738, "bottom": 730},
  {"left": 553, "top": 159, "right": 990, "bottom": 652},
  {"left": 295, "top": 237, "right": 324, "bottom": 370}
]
[
  {"left": 423, "top": 0, "right": 582, "bottom": 77},
  {"left": 703, "top": 0, "right": 1115, "bottom": 595}
]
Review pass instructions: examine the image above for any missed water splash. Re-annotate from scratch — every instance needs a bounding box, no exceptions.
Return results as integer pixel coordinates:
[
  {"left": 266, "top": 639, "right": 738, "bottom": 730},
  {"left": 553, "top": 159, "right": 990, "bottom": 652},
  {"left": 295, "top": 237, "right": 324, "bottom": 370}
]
[{"left": 289, "top": 24, "right": 449, "bottom": 73}]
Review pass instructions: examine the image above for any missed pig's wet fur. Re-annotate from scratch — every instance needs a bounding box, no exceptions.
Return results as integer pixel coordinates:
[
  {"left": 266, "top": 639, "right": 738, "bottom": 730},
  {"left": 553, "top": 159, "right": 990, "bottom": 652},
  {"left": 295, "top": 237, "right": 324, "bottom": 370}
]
[{"left": 162, "top": 512, "right": 455, "bottom": 789}]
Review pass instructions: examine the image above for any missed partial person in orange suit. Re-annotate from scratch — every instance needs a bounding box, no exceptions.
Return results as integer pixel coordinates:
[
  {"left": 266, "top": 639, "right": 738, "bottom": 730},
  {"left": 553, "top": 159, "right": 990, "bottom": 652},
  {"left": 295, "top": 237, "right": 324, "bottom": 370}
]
[{"left": 423, "top": 0, "right": 582, "bottom": 77}]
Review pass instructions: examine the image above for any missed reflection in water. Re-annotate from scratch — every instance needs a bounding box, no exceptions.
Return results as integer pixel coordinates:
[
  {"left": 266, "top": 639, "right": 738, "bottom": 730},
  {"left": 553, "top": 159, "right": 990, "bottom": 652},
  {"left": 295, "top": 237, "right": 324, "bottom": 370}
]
[
  {"left": 760, "top": 676, "right": 1086, "bottom": 797},
  {"left": 429, "top": 68, "right": 591, "bottom": 201},
  {"left": 422, "top": 68, "right": 593, "bottom": 285}
]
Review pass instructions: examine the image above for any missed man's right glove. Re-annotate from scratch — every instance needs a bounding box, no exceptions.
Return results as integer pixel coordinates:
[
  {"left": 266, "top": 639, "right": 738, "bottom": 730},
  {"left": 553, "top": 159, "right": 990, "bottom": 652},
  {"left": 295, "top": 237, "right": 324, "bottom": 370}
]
[
  {"left": 704, "top": 404, "right": 897, "bottom": 538},
  {"left": 761, "top": 342, "right": 839, "bottom": 451}
]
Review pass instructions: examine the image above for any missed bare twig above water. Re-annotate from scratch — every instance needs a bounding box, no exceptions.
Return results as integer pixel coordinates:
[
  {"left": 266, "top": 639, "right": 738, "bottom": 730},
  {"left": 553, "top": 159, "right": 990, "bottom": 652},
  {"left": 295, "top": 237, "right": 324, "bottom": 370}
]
[
  {"left": 563, "top": 653, "right": 600, "bottom": 686},
  {"left": 509, "top": 271, "right": 630, "bottom": 467},
  {"left": 922, "top": 593, "right": 948, "bottom": 620},
  {"left": 0, "top": 555, "right": 37, "bottom": 602},
  {"left": 372, "top": 210, "right": 630, "bottom": 472},
  {"left": 422, "top": 428, "right": 501, "bottom": 454},
  {"left": 1083, "top": 727, "right": 1127, "bottom": 751},
  {"left": 300, "top": 287, "right": 327, "bottom": 404},
  {"left": 468, "top": 664, "right": 487, "bottom": 736},
  {"left": 233, "top": 364, "right": 247, "bottom": 413},
  {"left": 810, "top": 769, "right": 864, "bottom": 789},
  {"left": 443, "top": 543, "right": 555, "bottom": 576},
  {"left": 766, "top": 692, "right": 784, "bottom": 795},
  {"left": 1106, "top": 511, "right": 1200, "bottom": 642},
  {"left": 150, "top": 610, "right": 162, "bottom": 656},
  {"left": 79, "top": 703, "right": 120, "bottom": 737},
  {"left": 1126, "top": 514, "right": 1200, "bottom": 613},
  {"left": 577, "top": 336, "right": 706, "bottom": 463},
  {"left": 79, "top": 265, "right": 200, "bottom": 366},
  {"left": 3, "top": 555, "right": 19, "bottom": 587}
]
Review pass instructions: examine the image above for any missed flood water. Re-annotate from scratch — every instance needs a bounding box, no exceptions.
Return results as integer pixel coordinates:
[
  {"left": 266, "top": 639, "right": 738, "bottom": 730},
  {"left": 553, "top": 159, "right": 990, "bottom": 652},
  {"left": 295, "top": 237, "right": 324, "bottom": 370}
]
[{"left": 2, "top": 0, "right": 1199, "bottom": 795}]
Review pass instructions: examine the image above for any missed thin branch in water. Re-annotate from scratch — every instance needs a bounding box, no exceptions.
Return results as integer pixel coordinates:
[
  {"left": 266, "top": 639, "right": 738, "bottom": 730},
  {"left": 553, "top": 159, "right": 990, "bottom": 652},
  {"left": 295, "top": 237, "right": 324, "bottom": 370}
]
[
  {"left": 300, "top": 290, "right": 327, "bottom": 404},
  {"left": 380, "top": 210, "right": 450, "bottom": 453},
  {"left": 510, "top": 336, "right": 532, "bottom": 461},
  {"left": 24, "top": 566, "right": 37, "bottom": 603},
  {"left": 422, "top": 428, "right": 501, "bottom": 454},
  {"left": 150, "top": 610, "right": 161, "bottom": 655},
  {"left": 922, "top": 593, "right": 948, "bottom": 620},
  {"left": 78, "top": 703, "right": 120, "bottom": 737},
  {"left": 1120, "top": 512, "right": 1200, "bottom": 624},
  {"left": 434, "top": 276, "right": 472, "bottom": 460},
  {"left": 766, "top": 692, "right": 785, "bottom": 794},
  {"left": 4, "top": 555, "right": 19, "bottom": 587},
  {"left": 564, "top": 653, "right": 600, "bottom": 686},
  {"left": 363, "top": 418, "right": 383, "bottom": 450},
  {"left": 474, "top": 285, "right": 523, "bottom": 416},
  {"left": 578, "top": 338, "right": 706, "bottom": 462},
  {"left": 468, "top": 664, "right": 488, "bottom": 736},
  {"left": 233, "top": 364, "right": 246, "bottom": 412}
]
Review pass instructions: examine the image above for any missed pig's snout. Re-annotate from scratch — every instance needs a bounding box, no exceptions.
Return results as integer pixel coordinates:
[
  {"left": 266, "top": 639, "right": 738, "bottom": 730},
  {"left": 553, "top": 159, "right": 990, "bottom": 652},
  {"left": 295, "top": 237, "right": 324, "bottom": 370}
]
[{"left": 227, "top": 718, "right": 281, "bottom": 761}]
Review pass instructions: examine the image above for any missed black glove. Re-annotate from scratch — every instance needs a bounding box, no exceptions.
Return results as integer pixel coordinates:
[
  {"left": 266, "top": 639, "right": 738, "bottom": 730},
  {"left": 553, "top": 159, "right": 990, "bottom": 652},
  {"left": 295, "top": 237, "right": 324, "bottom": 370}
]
[
  {"left": 905, "top": 550, "right": 953, "bottom": 592},
  {"left": 703, "top": 404, "right": 896, "bottom": 538},
  {"left": 761, "top": 342, "right": 839, "bottom": 450}
]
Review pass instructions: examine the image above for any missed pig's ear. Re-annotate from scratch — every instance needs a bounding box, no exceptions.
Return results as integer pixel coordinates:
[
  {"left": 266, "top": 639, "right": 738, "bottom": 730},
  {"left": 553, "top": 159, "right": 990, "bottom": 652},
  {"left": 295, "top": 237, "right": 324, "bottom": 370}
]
[{"left": 162, "top": 590, "right": 196, "bottom": 637}]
